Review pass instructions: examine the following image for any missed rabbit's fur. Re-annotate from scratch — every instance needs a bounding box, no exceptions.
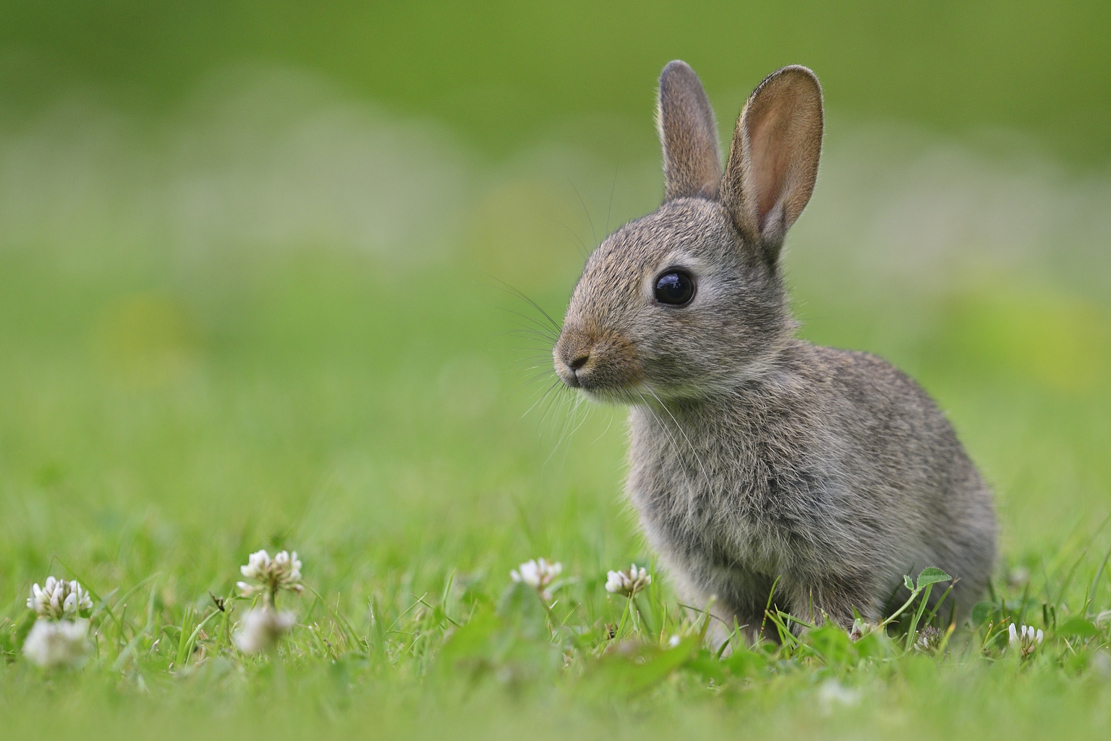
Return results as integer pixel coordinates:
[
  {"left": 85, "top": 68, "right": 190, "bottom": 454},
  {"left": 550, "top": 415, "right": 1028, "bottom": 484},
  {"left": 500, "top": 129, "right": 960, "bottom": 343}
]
[{"left": 553, "top": 61, "right": 996, "bottom": 636}]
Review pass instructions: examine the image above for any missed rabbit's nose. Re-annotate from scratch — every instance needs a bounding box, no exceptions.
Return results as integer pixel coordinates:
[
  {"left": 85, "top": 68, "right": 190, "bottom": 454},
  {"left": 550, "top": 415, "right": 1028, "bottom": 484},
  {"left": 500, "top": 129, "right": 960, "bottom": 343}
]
[{"left": 554, "top": 340, "right": 592, "bottom": 388}]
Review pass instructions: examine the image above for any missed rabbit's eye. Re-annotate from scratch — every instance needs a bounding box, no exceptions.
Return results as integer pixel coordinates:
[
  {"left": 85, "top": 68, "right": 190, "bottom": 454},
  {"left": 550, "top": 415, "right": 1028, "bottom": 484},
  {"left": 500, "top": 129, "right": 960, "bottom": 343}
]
[{"left": 654, "top": 270, "right": 696, "bottom": 305}]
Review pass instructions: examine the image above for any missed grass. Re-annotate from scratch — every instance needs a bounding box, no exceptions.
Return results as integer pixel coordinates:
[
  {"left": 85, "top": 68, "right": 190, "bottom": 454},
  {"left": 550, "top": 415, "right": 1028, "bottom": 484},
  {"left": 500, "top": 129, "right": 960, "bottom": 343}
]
[
  {"left": 2, "top": 241, "right": 1110, "bottom": 738},
  {"left": 1, "top": 64, "right": 1111, "bottom": 739}
]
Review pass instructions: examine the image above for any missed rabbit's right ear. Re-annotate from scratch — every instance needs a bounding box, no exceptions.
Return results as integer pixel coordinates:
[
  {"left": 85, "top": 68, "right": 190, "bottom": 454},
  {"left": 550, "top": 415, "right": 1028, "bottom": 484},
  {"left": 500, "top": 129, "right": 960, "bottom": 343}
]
[
  {"left": 721, "top": 66, "right": 823, "bottom": 265},
  {"left": 657, "top": 61, "right": 723, "bottom": 201}
]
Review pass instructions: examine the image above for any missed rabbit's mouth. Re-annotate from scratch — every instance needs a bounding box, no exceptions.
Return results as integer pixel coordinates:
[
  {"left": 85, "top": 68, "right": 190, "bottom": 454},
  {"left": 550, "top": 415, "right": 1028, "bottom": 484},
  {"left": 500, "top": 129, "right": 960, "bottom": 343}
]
[{"left": 554, "top": 326, "right": 645, "bottom": 401}]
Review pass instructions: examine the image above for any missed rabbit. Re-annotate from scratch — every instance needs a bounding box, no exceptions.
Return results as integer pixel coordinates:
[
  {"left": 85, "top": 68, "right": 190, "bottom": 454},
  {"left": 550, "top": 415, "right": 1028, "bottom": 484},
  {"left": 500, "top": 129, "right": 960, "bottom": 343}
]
[{"left": 552, "top": 60, "right": 996, "bottom": 639}]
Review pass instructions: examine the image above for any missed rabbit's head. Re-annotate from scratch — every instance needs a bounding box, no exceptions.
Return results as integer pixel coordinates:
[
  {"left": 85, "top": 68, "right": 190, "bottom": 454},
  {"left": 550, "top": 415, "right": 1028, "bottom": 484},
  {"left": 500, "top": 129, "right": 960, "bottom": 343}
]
[{"left": 554, "top": 62, "right": 823, "bottom": 402}]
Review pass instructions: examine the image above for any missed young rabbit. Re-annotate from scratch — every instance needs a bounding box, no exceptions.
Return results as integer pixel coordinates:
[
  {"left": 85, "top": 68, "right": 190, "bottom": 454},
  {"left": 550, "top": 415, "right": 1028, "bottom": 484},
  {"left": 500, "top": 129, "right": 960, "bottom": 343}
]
[{"left": 553, "top": 61, "right": 996, "bottom": 637}]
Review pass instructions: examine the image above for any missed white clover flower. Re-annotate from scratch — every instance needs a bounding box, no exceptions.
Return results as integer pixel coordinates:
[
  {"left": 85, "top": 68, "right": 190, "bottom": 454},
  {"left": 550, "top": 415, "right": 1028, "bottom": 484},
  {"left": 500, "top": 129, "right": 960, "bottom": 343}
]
[
  {"left": 237, "top": 549, "right": 303, "bottom": 603},
  {"left": 913, "top": 625, "right": 941, "bottom": 653},
  {"left": 22, "top": 618, "right": 91, "bottom": 669},
  {"left": 817, "top": 679, "right": 861, "bottom": 714},
  {"left": 605, "top": 563, "right": 651, "bottom": 597},
  {"left": 1008, "top": 623, "right": 1044, "bottom": 658},
  {"left": 849, "top": 618, "right": 877, "bottom": 642},
  {"left": 510, "top": 558, "right": 562, "bottom": 601},
  {"left": 234, "top": 606, "right": 297, "bottom": 654},
  {"left": 27, "top": 576, "right": 93, "bottom": 620},
  {"left": 1093, "top": 651, "right": 1111, "bottom": 679}
]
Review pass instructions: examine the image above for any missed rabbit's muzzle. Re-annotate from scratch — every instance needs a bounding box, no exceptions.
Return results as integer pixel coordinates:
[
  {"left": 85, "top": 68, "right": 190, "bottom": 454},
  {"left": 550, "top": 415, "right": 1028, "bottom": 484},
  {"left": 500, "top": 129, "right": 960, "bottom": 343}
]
[{"left": 554, "top": 325, "right": 644, "bottom": 397}]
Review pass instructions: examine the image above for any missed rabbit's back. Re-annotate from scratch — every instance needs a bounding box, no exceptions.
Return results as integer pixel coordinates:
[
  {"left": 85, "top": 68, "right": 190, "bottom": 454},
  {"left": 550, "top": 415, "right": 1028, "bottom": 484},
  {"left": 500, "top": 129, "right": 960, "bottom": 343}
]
[{"left": 628, "top": 340, "right": 996, "bottom": 628}]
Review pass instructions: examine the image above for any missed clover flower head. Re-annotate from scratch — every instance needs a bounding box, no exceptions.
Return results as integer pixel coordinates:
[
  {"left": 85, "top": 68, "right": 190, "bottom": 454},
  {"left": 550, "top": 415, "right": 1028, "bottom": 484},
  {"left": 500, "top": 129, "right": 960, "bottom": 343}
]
[
  {"left": 234, "top": 606, "right": 296, "bottom": 654},
  {"left": 22, "top": 618, "right": 91, "bottom": 669},
  {"left": 849, "top": 618, "right": 877, "bottom": 642},
  {"left": 1007, "top": 566, "right": 1031, "bottom": 588},
  {"left": 1008, "top": 623, "right": 1044, "bottom": 658},
  {"left": 817, "top": 679, "right": 861, "bottom": 714},
  {"left": 605, "top": 563, "right": 652, "bottom": 597},
  {"left": 510, "top": 558, "right": 562, "bottom": 601},
  {"left": 1094, "top": 651, "right": 1111, "bottom": 679},
  {"left": 913, "top": 625, "right": 941, "bottom": 653},
  {"left": 237, "top": 549, "right": 303, "bottom": 602},
  {"left": 27, "top": 576, "right": 93, "bottom": 620}
]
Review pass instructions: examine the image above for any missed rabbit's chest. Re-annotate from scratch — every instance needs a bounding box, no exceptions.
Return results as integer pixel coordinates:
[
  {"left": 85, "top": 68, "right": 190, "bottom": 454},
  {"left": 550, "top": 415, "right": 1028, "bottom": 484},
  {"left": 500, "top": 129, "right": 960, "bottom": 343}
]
[{"left": 627, "top": 413, "right": 827, "bottom": 574}]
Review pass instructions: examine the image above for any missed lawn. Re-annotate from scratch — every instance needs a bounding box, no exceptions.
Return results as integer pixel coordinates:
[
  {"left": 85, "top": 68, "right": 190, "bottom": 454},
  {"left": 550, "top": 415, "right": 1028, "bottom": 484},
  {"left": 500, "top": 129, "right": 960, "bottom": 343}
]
[{"left": 2, "top": 3, "right": 1111, "bottom": 738}]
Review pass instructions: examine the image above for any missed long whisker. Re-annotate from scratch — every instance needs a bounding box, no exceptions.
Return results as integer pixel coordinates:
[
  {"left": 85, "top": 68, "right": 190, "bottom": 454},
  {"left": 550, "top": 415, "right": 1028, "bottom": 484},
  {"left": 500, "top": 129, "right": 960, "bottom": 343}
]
[
  {"left": 554, "top": 216, "right": 591, "bottom": 260},
  {"left": 560, "top": 394, "right": 592, "bottom": 469},
  {"left": 522, "top": 378, "right": 563, "bottom": 421},
  {"left": 634, "top": 388, "right": 681, "bottom": 460},
  {"left": 569, "top": 180, "right": 596, "bottom": 246},
  {"left": 520, "top": 371, "right": 558, "bottom": 390},
  {"left": 499, "top": 325, "right": 558, "bottom": 345},
  {"left": 643, "top": 386, "right": 711, "bottom": 485},
  {"left": 567, "top": 394, "right": 593, "bottom": 439},
  {"left": 497, "top": 307, "right": 561, "bottom": 340},
  {"left": 592, "top": 406, "right": 617, "bottom": 445},
  {"left": 536, "top": 381, "right": 569, "bottom": 430},
  {"left": 546, "top": 389, "right": 583, "bottom": 465},
  {"left": 513, "top": 352, "right": 558, "bottom": 364},
  {"left": 488, "top": 277, "right": 562, "bottom": 333},
  {"left": 506, "top": 346, "right": 559, "bottom": 362},
  {"left": 634, "top": 390, "right": 699, "bottom": 525},
  {"left": 605, "top": 167, "right": 618, "bottom": 235}
]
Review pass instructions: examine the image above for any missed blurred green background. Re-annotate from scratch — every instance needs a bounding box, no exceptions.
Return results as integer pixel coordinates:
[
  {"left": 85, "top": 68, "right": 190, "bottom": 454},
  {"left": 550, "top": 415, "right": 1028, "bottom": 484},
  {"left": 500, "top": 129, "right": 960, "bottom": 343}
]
[{"left": 1, "top": 0, "right": 1109, "bottom": 668}]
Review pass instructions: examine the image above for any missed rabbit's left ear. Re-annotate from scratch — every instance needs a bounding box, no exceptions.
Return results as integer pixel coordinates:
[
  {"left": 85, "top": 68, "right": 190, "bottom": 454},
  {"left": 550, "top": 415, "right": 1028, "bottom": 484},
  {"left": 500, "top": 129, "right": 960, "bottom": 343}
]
[
  {"left": 658, "top": 60, "right": 723, "bottom": 201},
  {"left": 721, "top": 66, "right": 823, "bottom": 264}
]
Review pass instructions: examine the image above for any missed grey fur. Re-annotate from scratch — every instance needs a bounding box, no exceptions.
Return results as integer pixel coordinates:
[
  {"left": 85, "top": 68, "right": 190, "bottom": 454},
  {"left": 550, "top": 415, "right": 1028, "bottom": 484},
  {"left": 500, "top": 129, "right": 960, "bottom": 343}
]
[{"left": 553, "top": 63, "right": 996, "bottom": 636}]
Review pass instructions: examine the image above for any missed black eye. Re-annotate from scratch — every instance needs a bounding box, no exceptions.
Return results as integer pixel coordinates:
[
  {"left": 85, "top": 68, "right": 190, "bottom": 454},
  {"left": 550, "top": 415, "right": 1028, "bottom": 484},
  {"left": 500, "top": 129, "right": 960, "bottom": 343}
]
[{"left": 654, "top": 270, "right": 696, "bottom": 305}]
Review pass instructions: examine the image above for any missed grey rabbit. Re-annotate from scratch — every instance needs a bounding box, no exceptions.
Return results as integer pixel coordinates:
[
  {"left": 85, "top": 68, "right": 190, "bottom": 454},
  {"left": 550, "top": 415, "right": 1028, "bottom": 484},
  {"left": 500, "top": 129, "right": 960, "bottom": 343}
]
[{"left": 552, "top": 61, "right": 996, "bottom": 638}]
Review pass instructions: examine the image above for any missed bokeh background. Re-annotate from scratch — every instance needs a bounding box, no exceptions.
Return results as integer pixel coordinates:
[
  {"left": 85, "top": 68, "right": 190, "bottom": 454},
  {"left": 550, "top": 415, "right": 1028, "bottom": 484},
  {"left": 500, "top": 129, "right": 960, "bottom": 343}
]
[{"left": 2, "top": 0, "right": 1110, "bottom": 621}]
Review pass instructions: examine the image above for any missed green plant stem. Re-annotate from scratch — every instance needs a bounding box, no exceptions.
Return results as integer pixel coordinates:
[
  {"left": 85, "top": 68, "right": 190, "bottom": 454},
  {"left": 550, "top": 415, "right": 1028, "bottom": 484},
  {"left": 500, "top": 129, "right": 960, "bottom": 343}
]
[{"left": 905, "top": 584, "right": 934, "bottom": 651}]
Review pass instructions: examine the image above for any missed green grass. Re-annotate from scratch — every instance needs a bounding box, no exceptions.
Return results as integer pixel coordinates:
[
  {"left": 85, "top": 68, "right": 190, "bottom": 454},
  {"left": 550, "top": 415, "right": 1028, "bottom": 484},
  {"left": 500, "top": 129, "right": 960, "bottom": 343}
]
[
  {"left": 2, "top": 235, "right": 1110, "bottom": 738},
  {"left": 2, "top": 10, "right": 1111, "bottom": 733}
]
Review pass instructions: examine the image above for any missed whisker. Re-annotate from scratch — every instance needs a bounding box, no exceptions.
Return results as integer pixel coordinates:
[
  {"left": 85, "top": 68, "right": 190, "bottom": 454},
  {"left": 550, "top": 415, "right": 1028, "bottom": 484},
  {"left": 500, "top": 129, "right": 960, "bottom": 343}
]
[
  {"left": 557, "top": 393, "right": 594, "bottom": 469},
  {"left": 522, "top": 378, "right": 563, "bottom": 421},
  {"left": 591, "top": 406, "right": 616, "bottom": 445},
  {"left": 536, "top": 382, "right": 569, "bottom": 430},
  {"left": 497, "top": 307, "right": 561, "bottom": 339},
  {"left": 548, "top": 395, "right": 579, "bottom": 465},
  {"left": 499, "top": 320, "right": 558, "bottom": 335},
  {"left": 513, "top": 357, "right": 558, "bottom": 369},
  {"left": 634, "top": 389, "right": 678, "bottom": 454},
  {"left": 554, "top": 216, "right": 591, "bottom": 260},
  {"left": 501, "top": 332, "right": 558, "bottom": 346},
  {"left": 634, "top": 390, "right": 700, "bottom": 525},
  {"left": 545, "top": 391, "right": 580, "bottom": 465},
  {"left": 488, "top": 278, "right": 562, "bottom": 332},
  {"left": 508, "top": 348, "right": 558, "bottom": 361},
  {"left": 568, "top": 180, "right": 596, "bottom": 246},
  {"left": 605, "top": 167, "right": 618, "bottom": 235},
  {"left": 643, "top": 387, "right": 711, "bottom": 485},
  {"left": 515, "top": 356, "right": 557, "bottom": 368},
  {"left": 520, "top": 370, "right": 558, "bottom": 389},
  {"left": 508, "top": 350, "right": 558, "bottom": 363},
  {"left": 567, "top": 395, "right": 592, "bottom": 439}
]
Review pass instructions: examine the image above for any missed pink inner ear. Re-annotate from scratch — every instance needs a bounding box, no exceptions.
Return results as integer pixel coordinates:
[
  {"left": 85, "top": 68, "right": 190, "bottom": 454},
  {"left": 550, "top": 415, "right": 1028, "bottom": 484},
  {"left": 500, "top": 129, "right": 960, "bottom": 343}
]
[{"left": 748, "top": 98, "right": 790, "bottom": 229}]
